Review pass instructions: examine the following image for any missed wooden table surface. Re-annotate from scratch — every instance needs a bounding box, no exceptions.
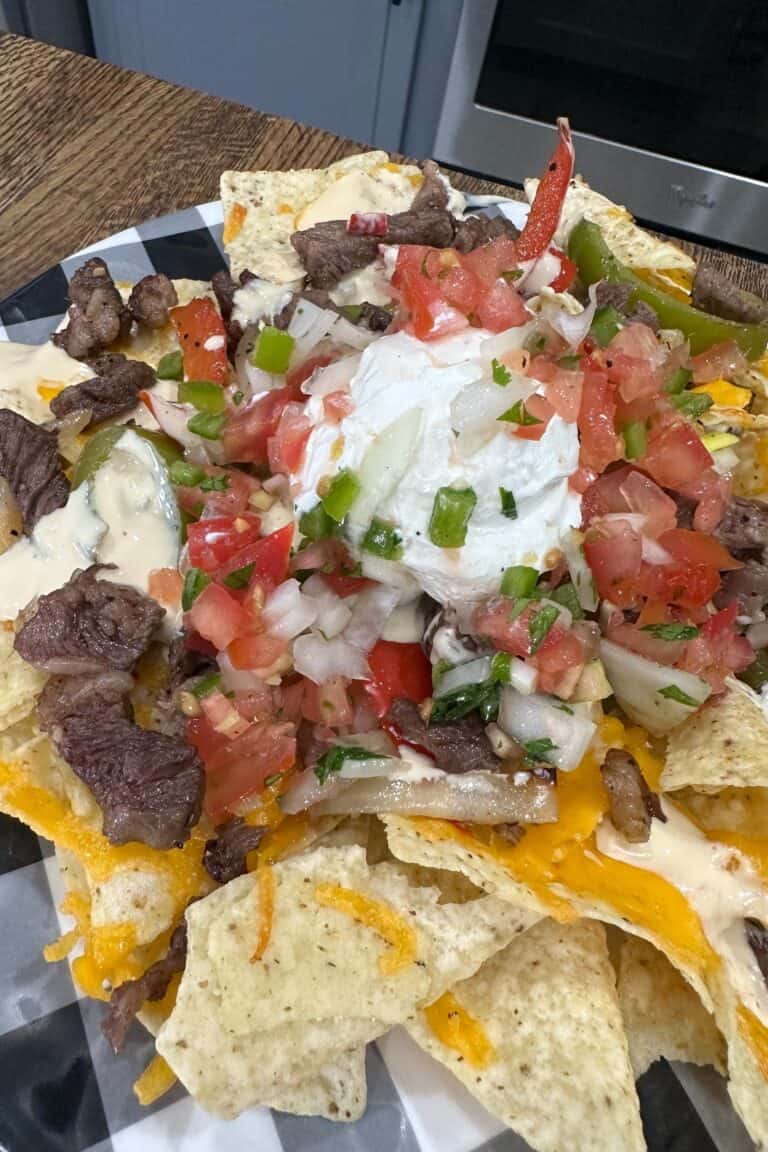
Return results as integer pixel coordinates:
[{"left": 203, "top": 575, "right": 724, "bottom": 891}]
[{"left": 0, "top": 32, "right": 766, "bottom": 301}]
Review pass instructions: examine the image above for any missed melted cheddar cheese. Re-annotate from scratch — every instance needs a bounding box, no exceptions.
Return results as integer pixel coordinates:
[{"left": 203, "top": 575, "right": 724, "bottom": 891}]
[
  {"left": 250, "top": 864, "right": 275, "bottom": 963},
  {"left": 223, "top": 202, "right": 247, "bottom": 245},
  {"left": 133, "top": 1054, "right": 177, "bottom": 1106},
  {"left": 424, "top": 992, "right": 496, "bottom": 1068},
  {"left": 314, "top": 883, "right": 417, "bottom": 975}
]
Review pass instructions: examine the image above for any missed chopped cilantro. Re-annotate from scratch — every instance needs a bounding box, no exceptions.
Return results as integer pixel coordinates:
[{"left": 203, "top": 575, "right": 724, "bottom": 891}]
[
  {"left": 314, "top": 746, "right": 381, "bottom": 785},
  {"left": 492, "top": 358, "right": 512, "bottom": 386},
  {"left": 528, "top": 604, "right": 560, "bottom": 654},
  {"left": 522, "top": 737, "right": 558, "bottom": 765},
  {"left": 657, "top": 684, "right": 699, "bottom": 707},
  {"left": 499, "top": 487, "right": 518, "bottom": 520},
  {"left": 641, "top": 623, "right": 699, "bottom": 641}
]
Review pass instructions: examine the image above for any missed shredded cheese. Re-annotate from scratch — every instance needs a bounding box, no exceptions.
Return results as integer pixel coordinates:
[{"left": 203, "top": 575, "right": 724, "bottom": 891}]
[
  {"left": 250, "top": 864, "right": 275, "bottom": 963},
  {"left": 424, "top": 991, "right": 496, "bottom": 1068},
  {"left": 36, "top": 381, "right": 66, "bottom": 404},
  {"left": 692, "top": 379, "right": 751, "bottom": 409},
  {"left": 314, "top": 883, "right": 417, "bottom": 975},
  {"left": 133, "top": 1053, "right": 177, "bottom": 1106}
]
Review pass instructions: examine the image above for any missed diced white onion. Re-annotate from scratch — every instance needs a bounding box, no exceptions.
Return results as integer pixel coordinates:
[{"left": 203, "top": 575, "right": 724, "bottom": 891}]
[
  {"left": 451, "top": 377, "right": 532, "bottom": 457},
  {"left": 293, "top": 633, "right": 370, "bottom": 683},
  {"left": 540, "top": 283, "right": 598, "bottom": 349},
  {"left": 479, "top": 325, "right": 533, "bottom": 362},
  {"left": 517, "top": 250, "right": 563, "bottom": 295},
  {"left": 561, "top": 528, "right": 598, "bottom": 612},
  {"left": 288, "top": 299, "right": 338, "bottom": 360},
  {"left": 598, "top": 639, "right": 711, "bottom": 734},
  {"left": 280, "top": 768, "right": 351, "bottom": 815},
  {"left": 343, "top": 583, "right": 400, "bottom": 653},
  {"left": 331, "top": 315, "right": 378, "bottom": 351},
  {"left": 499, "top": 686, "right": 596, "bottom": 771},
  {"left": 434, "top": 655, "right": 492, "bottom": 697},
  {"left": 508, "top": 657, "right": 538, "bottom": 695},
  {"left": 380, "top": 598, "right": 427, "bottom": 643},
  {"left": 338, "top": 756, "right": 400, "bottom": 779},
  {"left": 347, "top": 408, "right": 422, "bottom": 533},
  {"left": 302, "top": 354, "right": 360, "bottom": 398},
  {"left": 262, "top": 578, "right": 318, "bottom": 640},
  {"left": 302, "top": 573, "right": 352, "bottom": 638}
]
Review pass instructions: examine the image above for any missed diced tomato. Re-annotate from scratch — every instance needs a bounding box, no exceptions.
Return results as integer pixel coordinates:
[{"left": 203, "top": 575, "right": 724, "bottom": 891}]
[
  {"left": 323, "top": 390, "right": 354, "bottom": 423},
  {"left": 657, "top": 528, "right": 741, "bottom": 572},
  {"left": 679, "top": 603, "right": 753, "bottom": 691},
  {"left": 533, "top": 625, "right": 586, "bottom": 696},
  {"left": 187, "top": 513, "right": 262, "bottom": 573},
  {"left": 475, "top": 280, "right": 529, "bottom": 333},
  {"left": 267, "top": 402, "right": 312, "bottom": 475},
  {"left": 302, "top": 676, "right": 354, "bottom": 726},
  {"left": 170, "top": 297, "right": 229, "bottom": 385},
  {"left": 548, "top": 250, "right": 577, "bottom": 293},
  {"left": 227, "top": 633, "right": 288, "bottom": 671},
  {"left": 605, "top": 610, "right": 687, "bottom": 666},
  {"left": 684, "top": 469, "right": 731, "bottom": 534},
  {"left": 584, "top": 518, "right": 643, "bottom": 598},
  {"left": 222, "top": 383, "right": 301, "bottom": 465},
  {"left": 233, "top": 684, "right": 275, "bottom": 721},
  {"left": 189, "top": 717, "right": 296, "bottom": 819},
  {"left": 148, "top": 567, "right": 183, "bottom": 607},
  {"left": 529, "top": 355, "right": 583, "bottom": 422},
  {"left": 242, "top": 523, "right": 294, "bottom": 591},
  {"left": 474, "top": 599, "right": 532, "bottom": 659},
  {"left": 439, "top": 264, "right": 484, "bottom": 315},
  {"left": 615, "top": 561, "right": 721, "bottom": 612},
  {"left": 322, "top": 570, "right": 374, "bottom": 597},
  {"left": 516, "top": 118, "right": 574, "bottom": 262},
  {"left": 618, "top": 471, "right": 677, "bottom": 538},
  {"left": 203, "top": 468, "right": 261, "bottom": 517},
  {"left": 581, "top": 464, "right": 634, "bottom": 525},
  {"left": 188, "top": 583, "right": 252, "bottom": 650},
  {"left": 689, "top": 340, "right": 747, "bottom": 384},
  {"left": 578, "top": 368, "right": 622, "bottom": 474},
  {"left": 365, "top": 640, "right": 433, "bottom": 718},
  {"left": 461, "top": 236, "right": 519, "bottom": 286},
  {"left": 201, "top": 690, "right": 250, "bottom": 740},
  {"left": 642, "top": 420, "right": 712, "bottom": 491},
  {"left": 603, "top": 323, "right": 666, "bottom": 403}
]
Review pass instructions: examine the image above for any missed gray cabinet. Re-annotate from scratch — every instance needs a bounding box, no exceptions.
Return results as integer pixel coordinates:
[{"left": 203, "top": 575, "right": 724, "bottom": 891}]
[{"left": 87, "top": 0, "right": 424, "bottom": 149}]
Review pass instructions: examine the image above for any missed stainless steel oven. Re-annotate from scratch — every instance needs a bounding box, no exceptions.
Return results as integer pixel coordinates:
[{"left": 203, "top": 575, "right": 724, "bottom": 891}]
[{"left": 434, "top": 0, "right": 768, "bottom": 255}]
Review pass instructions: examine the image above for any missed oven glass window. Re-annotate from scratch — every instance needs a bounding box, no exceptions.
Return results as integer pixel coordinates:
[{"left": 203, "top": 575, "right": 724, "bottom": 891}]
[{"left": 475, "top": 0, "right": 768, "bottom": 181}]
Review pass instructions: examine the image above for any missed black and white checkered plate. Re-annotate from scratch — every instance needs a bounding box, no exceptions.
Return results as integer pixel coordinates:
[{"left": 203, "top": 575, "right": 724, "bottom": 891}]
[{"left": 0, "top": 199, "right": 755, "bottom": 1152}]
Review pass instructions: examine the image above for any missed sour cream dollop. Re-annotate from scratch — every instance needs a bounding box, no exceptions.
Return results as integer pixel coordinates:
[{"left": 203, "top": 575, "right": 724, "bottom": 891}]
[{"left": 293, "top": 329, "right": 581, "bottom": 605}]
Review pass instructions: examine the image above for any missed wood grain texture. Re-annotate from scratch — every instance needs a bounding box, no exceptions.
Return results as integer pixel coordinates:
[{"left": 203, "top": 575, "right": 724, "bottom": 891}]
[{"left": 0, "top": 33, "right": 766, "bottom": 300}]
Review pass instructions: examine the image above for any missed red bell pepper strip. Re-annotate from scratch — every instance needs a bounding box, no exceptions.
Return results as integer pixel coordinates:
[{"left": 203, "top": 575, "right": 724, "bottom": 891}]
[
  {"left": 516, "top": 118, "right": 575, "bottom": 263},
  {"left": 170, "top": 297, "right": 229, "bottom": 385}
]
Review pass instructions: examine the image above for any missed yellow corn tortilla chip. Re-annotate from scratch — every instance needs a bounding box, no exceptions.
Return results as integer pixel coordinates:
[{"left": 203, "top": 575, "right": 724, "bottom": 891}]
[
  {"left": 157, "top": 844, "right": 538, "bottom": 1117},
  {"left": 616, "top": 932, "right": 726, "bottom": 1077},
  {"left": 220, "top": 153, "right": 422, "bottom": 282},
  {"left": 722, "top": 992, "right": 768, "bottom": 1151},
  {"left": 699, "top": 406, "right": 768, "bottom": 432},
  {"left": 675, "top": 786, "right": 768, "bottom": 840},
  {"left": 663, "top": 684, "right": 768, "bottom": 793},
  {"left": 525, "top": 175, "right": 695, "bottom": 274},
  {"left": 408, "top": 918, "right": 644, "bottom": 1152},
  {"left": 0, "top": 627, "right": 48, "bottom": 733}
]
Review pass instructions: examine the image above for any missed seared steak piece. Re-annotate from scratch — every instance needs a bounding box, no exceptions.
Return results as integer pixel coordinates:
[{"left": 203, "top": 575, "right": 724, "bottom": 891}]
[
  {"left": 103, "top": 922, "right": 187, "bottom": 1051},
  {"left": 715, "top": 497, "right": 768, "bottom": 559},
  {"left": 412, "top": 159, "right": 449, "bottom": 212},
  {"left": 203, "top": 817, "right": 266, "bottom": 885},
  {"left": 387, "top": 697, "right": 500, "bottom": 774},
  {"left": 0, "top": 409, "right": 69, "bottom": 531},
  {"left": 715, "top": 560, "right": 768, "bottom": 620},
  {"left": 692, "top": 264, "right": 768, "bottom": 326},
  {"left": 50, "top": 352, "right": 153, "bottom": 427},
  {"left": 128, "top": 274, "right": 178, "bottom": 329},
  {"left": 357, "top": 302, "right": 392, "bottom": 332},
  {"left": 594, "top": 282, "right": 659, "bottom": 331},
  {"left": 291, "top": 224, "right": 378, "bottom": 289},
  {"left": 453, "top": 214, "right": 520, "bottom": 253},
  {"left": 745, "top": 918, "right": 768, "bottom": 987},
  {"left": 38, "top": 673, "right": 204, "bottom": 850},
  {"left": 15, "top": 566, "right": 164, "bottom": 675},
  {"left": 54, "top": 257, "right": 131, "bottom": 359},
  {"left": 211, "top": 269, "right": 238, "bottom": 321},
  {"left": 601, "top": 748, "right": 665, "bottom": 843}
]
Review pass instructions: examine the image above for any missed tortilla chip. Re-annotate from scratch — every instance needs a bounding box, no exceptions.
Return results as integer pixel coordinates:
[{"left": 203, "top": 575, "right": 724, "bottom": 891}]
[
  {"left": 674, "top": 787, "right": 768, "bottom": 840},
  {"left": 156, "top": 844, "right": 538, "bottom": 1117},
  {"left": 525, "top": 175, "right": 695, "bottom": 275},
  {"left": 699, "top": 406, "right": 768, "bottom": 432},
  {"left": 663, "top": 685, "right": 768, "bottom": 793},
  {"left": 0, "top": 627, "right": 48, "bottom": 733},
  {"left": 262, "top": 1047, "right": 367, "bottom": 1122},
  {"left": 616, "top": 932, "right": 725, "bottom": 1077},
  {"left": 220, "top": 153, "right": 421, "bottom": 282},
  {"left": 408, "top": 918, "right": 644, "bottom": 1152},
  {"left": 723, "top": 994, "right": 768, "bottom": 1151}
]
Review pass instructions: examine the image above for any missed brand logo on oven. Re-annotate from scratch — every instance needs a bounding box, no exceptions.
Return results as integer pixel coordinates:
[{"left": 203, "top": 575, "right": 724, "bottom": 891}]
[{"left": 671, "top": 184, "right": 716, "bottom": 211}]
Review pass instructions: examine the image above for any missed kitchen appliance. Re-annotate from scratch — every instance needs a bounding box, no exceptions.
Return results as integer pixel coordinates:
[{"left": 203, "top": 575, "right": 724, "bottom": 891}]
[{"left": 434, "top": 0, "right": 768, "bottom": 255}]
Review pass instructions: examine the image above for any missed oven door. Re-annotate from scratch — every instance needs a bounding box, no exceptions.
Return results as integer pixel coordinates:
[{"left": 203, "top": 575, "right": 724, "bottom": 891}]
[{"left": 435, "top": 0, "right": 768, "bottom": 255}]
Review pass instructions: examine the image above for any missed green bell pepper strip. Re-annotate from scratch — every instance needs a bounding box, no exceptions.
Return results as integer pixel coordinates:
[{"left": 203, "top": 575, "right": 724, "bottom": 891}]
[
  {"left": 428, "top": 486, "right": 477, "bottom": 548},
  {"left": 299, "top": 503, "right": 336, "bottom": 541},
  {"left": 72, "top": 426, "right": 125, "bottom": 487},
  {"left": 178, "top": 379, "right": 225, "bottom": 413},
  {"left": 622, "top": 420, "right": 647, "bottom": 460},
  {"left": 568, "top": 219, "right": 768, "bottom": 359},
  {"left": 156, "top": 350, "right": 184, "bottom": 381},
  {"left": 500, "top": 565, "right": 539, "bottom": 599},
  {"left": 187, "top": 411, "right": 226, "bottom": 440},
  {"left": 134, "top": 428, "right": 184, "bottom": 469}
]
